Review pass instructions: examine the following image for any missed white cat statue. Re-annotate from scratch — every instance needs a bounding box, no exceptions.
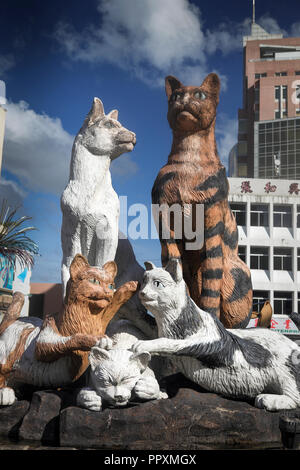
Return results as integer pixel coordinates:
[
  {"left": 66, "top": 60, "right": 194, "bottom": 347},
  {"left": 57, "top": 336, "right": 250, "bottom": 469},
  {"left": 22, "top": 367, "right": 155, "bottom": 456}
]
[
  {"left": 133, "top": 258, "right": 300, "bottom": 411},
  {"left": 77, "top": 319, "right": 167, "bottom": 411}
]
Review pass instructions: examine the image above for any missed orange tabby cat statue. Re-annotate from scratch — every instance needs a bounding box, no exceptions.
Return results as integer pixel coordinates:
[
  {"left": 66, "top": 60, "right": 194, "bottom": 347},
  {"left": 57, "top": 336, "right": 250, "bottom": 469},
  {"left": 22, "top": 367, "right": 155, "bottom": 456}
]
[
  {"left": 152, "top": 73, "right": 252, "bottom": 329},
  {"left": 0, "top": 254, "right": 138, "bottom": 405}
]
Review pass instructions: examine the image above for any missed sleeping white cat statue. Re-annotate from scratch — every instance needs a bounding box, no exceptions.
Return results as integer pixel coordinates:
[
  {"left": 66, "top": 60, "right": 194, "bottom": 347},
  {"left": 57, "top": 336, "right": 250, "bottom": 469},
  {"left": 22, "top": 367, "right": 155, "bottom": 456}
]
[
  {"left": 77, "top": 319, "right": 167, "bottom": 411},
  {"left": 132, "top": 258, "right": 300, "bottom": 411}
]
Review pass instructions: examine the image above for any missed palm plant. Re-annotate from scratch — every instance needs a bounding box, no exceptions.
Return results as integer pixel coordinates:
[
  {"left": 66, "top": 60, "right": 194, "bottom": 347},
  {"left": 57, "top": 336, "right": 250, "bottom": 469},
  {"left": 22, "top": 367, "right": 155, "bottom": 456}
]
[{"left": 0, "top": 199, "right": 39, "bottom": 270}]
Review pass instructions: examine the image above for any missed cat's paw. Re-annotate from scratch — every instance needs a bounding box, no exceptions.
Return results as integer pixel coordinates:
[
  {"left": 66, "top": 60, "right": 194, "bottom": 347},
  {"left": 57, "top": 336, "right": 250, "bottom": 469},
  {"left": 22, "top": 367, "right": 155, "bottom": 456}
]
[
  {"left": 255, "top": 393, "right": 297, "bottom": 411},
  {"left": 158, "top": 391, "right": 168, "bottom": 400},
  {"left": 114, "top": 281, "right": 139, "bottom": 302},
  {"left": 77, "top": 387, "right": 102, "bottom": 412},
  {"left": 134, "top": 376, "right": 161, "bottom": 400},
  {"left": 95, "top": 335, "right": 113, "bottom": 350},
  {"left": 132, "top": 340, "right": 155, "bottom": 354},
  {"left": 0, "top": 387, "right": 16, "bottom": 406}
]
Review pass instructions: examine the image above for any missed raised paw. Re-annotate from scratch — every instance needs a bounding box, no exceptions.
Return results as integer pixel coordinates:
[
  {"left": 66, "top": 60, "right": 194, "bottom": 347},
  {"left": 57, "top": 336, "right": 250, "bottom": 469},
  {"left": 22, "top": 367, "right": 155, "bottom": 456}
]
[
  {"left": 95, "top": 335, "right": 113, "bottom": 350},
  {"left": 114, "top": 281, "right": 139, "bottom": 303},
  {"left": 0, "top": 387, "right": 16, "bottom": 406},
  {"left": 77, "top": 387, "right": 102, "bottom": 412}
]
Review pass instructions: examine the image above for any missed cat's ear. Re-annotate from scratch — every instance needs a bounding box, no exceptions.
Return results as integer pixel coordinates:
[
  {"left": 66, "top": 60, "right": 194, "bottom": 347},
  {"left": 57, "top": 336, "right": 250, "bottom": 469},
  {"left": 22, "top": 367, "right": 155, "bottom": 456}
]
[
  {"left": 102, "top": 261, "right": 118, "bottom": 280},
  {"left": 107, "top": 109, "right": 119, "bottom": 120},
  {"left": 70, "top": 254, "right": 90, "bottom": 279},
  {"left": 165, "top": 75, "right": 183, "bottom": 99},
  {"left": 165, "top": 258, "right": 183, "bottom": 283},
  {"left": 84, "top": 97, "right": 105, "bottom": 128},
  {"left": 130, "top": 351, "right": 151, "bottom": 371},
  {"left": 144, "top": 261, "right": 156, "bottom": 271},
  {"left": 201, "top": 73, "right": 220, "bottom": 99},
  {"left": 89, "top": 347, "right": 111, "bottom": 369}
]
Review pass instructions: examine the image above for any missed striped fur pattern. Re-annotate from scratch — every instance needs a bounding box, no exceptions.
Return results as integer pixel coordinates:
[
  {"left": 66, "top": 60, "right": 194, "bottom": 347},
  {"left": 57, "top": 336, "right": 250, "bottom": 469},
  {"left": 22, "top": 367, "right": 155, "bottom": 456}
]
[
  {"left": 0, "top": 254, "right": 138, "bottom": 406},
  {"left": 152, "top": 73, "right": 252, "bottom": 328},
  {"left": 134, "top": 260, "right": 300, "bottom": 411}
]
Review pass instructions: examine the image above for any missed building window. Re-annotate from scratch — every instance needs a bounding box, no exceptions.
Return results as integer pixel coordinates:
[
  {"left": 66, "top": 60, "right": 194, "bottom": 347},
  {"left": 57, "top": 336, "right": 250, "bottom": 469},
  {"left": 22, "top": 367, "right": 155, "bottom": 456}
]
[
  {"left": 274, "top": 247, "right": 293, "bottom": 271},
  {"left": 255, "top": 73, "right": 267, "bottom": 78},
  {"left": 297, "top": 205, "right": 300, "bottom": 228},
  {"left": 282, "top": 85, "right": 287, "bottom": 100},
  {"left": 296, "top": 71, "right": 300, "bottom": 75},
  {"left": 273, "top": 205, "right": 292, "bottom": 227},
  {"left": 298, "top": 293, "right": 300, "bottom": 313},
  {"left": 274, "top": 291, "right": 293, "bottom": 315},
  {"left": 298, "top": 248, "right": 300, "bottom": 271},
  {"left": 275, "top": 86, "right": 280, "bottom": 100},
  {"left": 238, "top": 141, "right": 248, "bottom": 156},
  {"left": 238, "top": 245, "right": 246, "bottom": 263},
  {"left": 250, "top": 204, "right": 269, "bottom": 227},
  {"left": 250, "top": 246, "right": 269, "bottom": 270},
  {"left": 275, "top": 110, "right": 280, "bottom": 119},
  {"left": 275, "top": 72, "right": 287, "bottom": 76},
  {"left": 253, "top": 290, "right": 270, "bottom": 313},
  {"left": 230, "top": 203, "right": 246, "bottom": 226}
]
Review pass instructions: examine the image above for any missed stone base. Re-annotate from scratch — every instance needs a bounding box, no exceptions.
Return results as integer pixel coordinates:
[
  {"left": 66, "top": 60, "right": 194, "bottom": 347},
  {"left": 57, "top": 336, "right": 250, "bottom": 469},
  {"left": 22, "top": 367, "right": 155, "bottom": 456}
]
[{"left": 0, "top": 374, "right": 286, "bottom": 450}]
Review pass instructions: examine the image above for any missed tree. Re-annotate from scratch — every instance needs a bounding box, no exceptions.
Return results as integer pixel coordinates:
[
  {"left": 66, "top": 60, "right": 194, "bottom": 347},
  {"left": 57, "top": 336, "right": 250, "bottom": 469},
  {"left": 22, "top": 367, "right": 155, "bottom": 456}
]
[{"left": 0, "top": 200, "right": 39, "bottom": 270}]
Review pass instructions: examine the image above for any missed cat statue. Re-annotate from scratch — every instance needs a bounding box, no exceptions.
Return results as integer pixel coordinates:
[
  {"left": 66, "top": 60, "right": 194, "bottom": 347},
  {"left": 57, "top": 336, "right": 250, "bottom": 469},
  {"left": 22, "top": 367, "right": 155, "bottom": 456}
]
[
  {"left": 77, "top": 319, "right": 168, "bottom": 411},
  {"left": 61, "top": 97, "right": 137, "bottom": 297},
  {"left": 61, "top": 97, "right": 154, "bottom": 342},
  {"left": 0, "top": 254, "right": 138, "bottom": 406},
  {"left": 132, "top": 258, "right": 300, "bottom": 411},
  {"left": 151, "top": 73, "right": 252, "bottom": 328}
]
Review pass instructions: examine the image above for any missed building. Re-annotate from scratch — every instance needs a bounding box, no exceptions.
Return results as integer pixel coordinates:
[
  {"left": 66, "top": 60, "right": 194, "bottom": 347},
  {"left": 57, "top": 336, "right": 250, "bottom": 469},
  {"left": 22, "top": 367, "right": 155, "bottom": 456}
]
[
  {"left": 228, "top": 177, "right": 300, "bottom": 317},
  {"left": 232, "top": 21, "right": 300, "bottom": 178}
]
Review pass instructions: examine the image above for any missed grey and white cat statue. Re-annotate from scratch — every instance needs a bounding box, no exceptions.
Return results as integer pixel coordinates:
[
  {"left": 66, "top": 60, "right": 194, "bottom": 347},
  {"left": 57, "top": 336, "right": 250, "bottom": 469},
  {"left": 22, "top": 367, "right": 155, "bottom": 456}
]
[
  {"left": 132, "top": 259, "right": 300, "bottom": 411},
  {"left": 77, "top": 319, "right": 167, "bottom": 411}
]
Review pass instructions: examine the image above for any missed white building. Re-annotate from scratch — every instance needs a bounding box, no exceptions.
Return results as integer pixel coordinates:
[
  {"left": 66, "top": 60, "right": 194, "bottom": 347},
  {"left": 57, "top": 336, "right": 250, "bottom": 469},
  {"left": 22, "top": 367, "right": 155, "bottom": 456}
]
[{"left": 228, "top": 177, "right": 300, "bottom": 315}]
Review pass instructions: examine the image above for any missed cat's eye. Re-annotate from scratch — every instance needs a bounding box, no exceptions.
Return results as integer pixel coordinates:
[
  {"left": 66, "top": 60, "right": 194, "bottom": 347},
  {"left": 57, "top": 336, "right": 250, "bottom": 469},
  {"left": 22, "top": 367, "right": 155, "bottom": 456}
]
[
  {"left": 194, "top": 90, "right": 206, "bottom": 100},
  {"left": 108, "top": 284, "right": 115, "bottom": 290},
  {"left": 153, "top": 280, "right": 164, "bottom": 288},
  {"left": 89, "top": 278, "right": 100, "bottom": 285}
]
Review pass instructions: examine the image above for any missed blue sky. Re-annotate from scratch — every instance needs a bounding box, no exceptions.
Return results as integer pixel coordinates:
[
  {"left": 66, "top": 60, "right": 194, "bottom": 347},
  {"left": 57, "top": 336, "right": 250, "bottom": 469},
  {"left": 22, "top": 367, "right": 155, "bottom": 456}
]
[{"left": 0, "top": 0, "right": 299, "bottom": 283}]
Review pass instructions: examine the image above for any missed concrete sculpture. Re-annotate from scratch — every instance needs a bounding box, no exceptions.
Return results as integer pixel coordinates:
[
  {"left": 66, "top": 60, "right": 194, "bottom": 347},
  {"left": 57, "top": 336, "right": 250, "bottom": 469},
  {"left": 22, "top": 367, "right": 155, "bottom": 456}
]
[
  {"left": 60, "top": 97, "right": 153, "bottom": 339},
  {"left": 77, "top": 319, "right": 167, "bottom": 411},
  {"left": 133, "top": 259, "right": 300, "bottom": 411},
  {"left": 0, "top": 254, "right": 138, "bottom": 406},
  {"left": 61, "top": 97, "right": 136, "bottom": 297},
  {"left": 151, "top": 74, "right": 252, "bottom": 328}
]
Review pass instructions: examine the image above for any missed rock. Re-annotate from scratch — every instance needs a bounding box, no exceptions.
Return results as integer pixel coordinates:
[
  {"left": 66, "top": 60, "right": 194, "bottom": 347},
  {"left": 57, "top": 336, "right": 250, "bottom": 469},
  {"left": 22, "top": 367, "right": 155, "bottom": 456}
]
[
  {"left": 60, "top": 380, "right": 282, "bottom": 450},
  {"left": 19, "top": 391, "right": 62, "bottom": 445},
  {"left": 0, "top": 400, "right": 30, "bottom": 439}
]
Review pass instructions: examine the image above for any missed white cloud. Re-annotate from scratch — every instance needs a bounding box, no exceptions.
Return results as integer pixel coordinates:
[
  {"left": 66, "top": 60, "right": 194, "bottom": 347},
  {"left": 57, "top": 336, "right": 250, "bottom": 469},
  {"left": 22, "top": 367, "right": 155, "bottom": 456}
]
[
  {"left": 2, "top": 100, "right": 138, "bottom": 196},
  {"left": 54, "top": 1, "right": 299, "bottom": 89},
  {"left": 3, "top": 100, "right": 73, "bottom": 194},
  {"left": 0, "top": 177, "right": 27, "bottom": 208},
  {"left": 215, "top": 114, "right": 238, "bottom": 168},
  {"left": 53, "top": 0, "right": 224, "bottom": 87}
]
